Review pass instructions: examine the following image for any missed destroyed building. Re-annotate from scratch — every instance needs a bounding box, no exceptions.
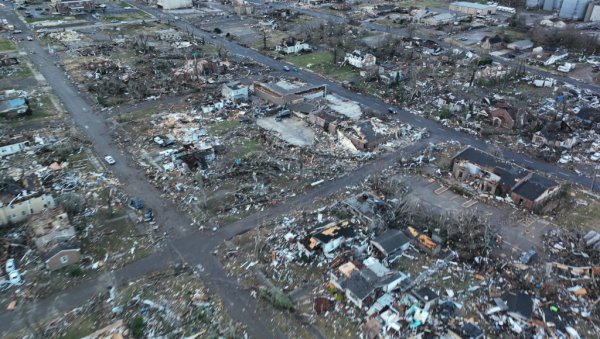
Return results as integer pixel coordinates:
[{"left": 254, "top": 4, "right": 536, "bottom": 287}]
[
  {"left": 0, "top": 193, "right": 56, "bottom": 226},
  {"left": 300, "top": 221, "right": 355, "bottom": 257},
  {"left": 253, "top": 81, "right": 326, "bottom": 106},
  {"left": 30, "top": 207, "right": 80, "bottom": 270},
  {"left": 452, "top": 146, "right": 528, "bottom": 195},
  {"left": 452, "top": 147, "right": 560, "bottom": 212},
  {"left": 532, "top": 121, "right": 578, "bottom": 149},
  {"left": 221, "top": 81, "right": 249, "bottom": 102},
  {"left": 344, "top": 50, "right": 377, "bottom": 69},
  {"left": 510, "top": 173, "right": 561, "bottom": 211},
  {"left": 338, "top": 120, "right": 387, "bottom": 152},
  {"left": 371, "top": 229, "right": 411, "bottom": 265},
  {"left": 0, "top": 97, "right": 31, "bottom": 119}
]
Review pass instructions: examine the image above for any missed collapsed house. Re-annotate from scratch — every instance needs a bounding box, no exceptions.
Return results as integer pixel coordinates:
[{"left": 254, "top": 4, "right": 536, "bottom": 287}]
[
  {"left": 338, "top": 120, "right": 387, "bottom": 152},
  {"left": 300, "top": 221, "right": 355, "bottom": 258},
  {"left": 532, "top": 121, "right": 578, "bottom": 149},
  {"left": 0, "top": 193, "right": 57, "bottom": 226},
  {"left": 30, "top": 207, "right": 81, "bottom": 270},
  {"left": 0, "top": 97, "right": 31, "bottom": 119},
  {"left": 344, "top": 50, "right": 377, "bottom": 69},
  {"left": 330, "top": 257, "right": 409, "bottom": 310},
  {"left": 222, "top": 81, "right": 249, "bottom": 102},
  {"left": 452, "top": 147, "right": 560, "bottom": 212}
]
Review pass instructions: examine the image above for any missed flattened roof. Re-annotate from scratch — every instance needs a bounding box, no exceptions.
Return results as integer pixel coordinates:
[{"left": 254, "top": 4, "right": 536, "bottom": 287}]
[{"left": 451, "top": 1, "right": 495, "bottom": 9}]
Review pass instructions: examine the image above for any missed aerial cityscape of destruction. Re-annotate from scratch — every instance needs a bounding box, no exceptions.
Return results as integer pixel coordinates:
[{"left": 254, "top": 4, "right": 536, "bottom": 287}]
[{"left": 1, "top": 0, "right": 600, "bottom": 337}]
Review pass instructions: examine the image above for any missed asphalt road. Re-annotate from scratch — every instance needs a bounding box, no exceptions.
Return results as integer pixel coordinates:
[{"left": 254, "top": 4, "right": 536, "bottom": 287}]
[
  {"left": 259, "top": 2, "right": 600, "bottom": 93},
  {"left": 144, "top": 2, "right": 596, "bottom": 191},
  {"left": 0, "top": 2, "right": 597, "bottom": 336}
]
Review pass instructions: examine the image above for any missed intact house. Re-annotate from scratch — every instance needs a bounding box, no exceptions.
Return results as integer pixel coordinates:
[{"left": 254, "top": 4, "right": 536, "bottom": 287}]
[
  {"left": 30, "top": 207, "right": 80, "bottom": 270},
  {"left": 344, "top": 50, "right": 377, "bottom": 69},
  {"left": 221, "top": 81, "right": 249, "bottom": 102},
  {"left": 511, "top": 173, "right": 561, "bottom": 212},
  {"left": 532, "top": 121, "right": 578, "bottom": 149},
  {"left": 0, "top": 193, "right": 56, "bottom": 226},
  {"left": 371, "top": 229, "right": 410, "bottom": 265},
  {"left": 253, "top": 81, "right": 326, "bottom": 106},
  {"left": 452, "top": 147, "right": 560, "bottom": 212},
  {"left": 275, "top": 38, "right": 311, "bottom": 54}
]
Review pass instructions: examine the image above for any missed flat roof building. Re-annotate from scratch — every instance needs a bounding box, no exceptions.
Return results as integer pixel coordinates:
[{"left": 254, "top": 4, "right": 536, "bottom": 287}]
[{"left": 450, "top": 2, "right": 497, "bottom": 15}]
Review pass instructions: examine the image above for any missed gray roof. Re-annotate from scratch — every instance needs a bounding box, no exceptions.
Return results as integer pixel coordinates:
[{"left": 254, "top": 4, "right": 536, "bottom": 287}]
[
  {"left": 341, "top": 269, "right": 379, "bottom": 300},
  {"left": 372, "top": 229, "right": 410, "bottom": 256},
  {"left": 451, "top": 1, "right": 495, "bottom": 9}
]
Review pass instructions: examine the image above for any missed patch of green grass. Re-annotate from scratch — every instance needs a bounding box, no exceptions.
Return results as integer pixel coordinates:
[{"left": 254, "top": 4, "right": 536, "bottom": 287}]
[
  {"left": 117, "top": 1, "right": 133, "bottom": 8},
  {"left": 101, "top": 11, "right": 151, "bottom": 22},
  {"left": 230, "top": 138, "right": 263, "bottom": 159},
  {"left": 555, "top": 192, "right": 600, "bottom": 231},
  {"left": 16, "top": 62, "right": 33, "bottom": 78},
  {"left": 58, "top": 316, "right": 97, "bottom": 339},
  {"left": 5, "top": 95, "right": 57, "bottom": 128},
  {"left": 285, "top": 51, "right": 357, "bottom": 82},
  {"left": 207, "top": 120, "right": 240, "bottom": 136},
  {"left": 116, "top": 106, "right": 161, "bottom": 122},
  {"left": 25, "top": 16, "right": 64, "bottom": 23},
  {"left": 0, "top": 39, "right": 15, "bottom": 51}
]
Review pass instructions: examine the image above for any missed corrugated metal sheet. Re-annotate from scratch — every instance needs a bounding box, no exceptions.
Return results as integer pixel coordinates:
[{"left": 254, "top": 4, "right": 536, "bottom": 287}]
[
  {"left": 559, "top": 0, "right": 589, "bottom": 19},
  {"left": 543, "top": 0, "right": 555, "bottom": 11},
  {"left": 527, "top": 0, "right": 544, "bottom": 8}
]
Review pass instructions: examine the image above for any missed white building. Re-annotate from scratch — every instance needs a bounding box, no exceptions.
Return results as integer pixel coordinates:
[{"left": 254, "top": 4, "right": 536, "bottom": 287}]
[
  {"left": 0, "top": 194, "right": 57, "bottom": 226},
  {"left": 157, "top": 0, "right": 192, "bottom": 10},
  {"left": 222, "top": 81, "right": 249, "bottom": 102},
  {"left": 275, "top": 42, "right": 311, "bottom": 54},
  {"left": 344, "top": 50, "right": 376, "bottom": 69}
]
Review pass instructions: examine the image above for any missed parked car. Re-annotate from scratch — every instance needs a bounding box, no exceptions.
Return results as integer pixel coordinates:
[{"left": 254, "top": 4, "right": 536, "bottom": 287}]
[
  {"left": 283, "top": 66, "right": 290, "bottom": 71},
  {"left": 520, "top": 250, "right": 537, "bottom": 264},
  {"left": 143, "top": 209, "right": 154, "bottom": 222},
  {"left": 5, "top": 258, "right": 16, "bottom": 273},
  {"left": 104, "top": 155, "right": 116, "bottom": 165},
  {"left": 8, "top": 271, "right": 22, "bottom": 286},
  {"left": 387, "top": 107, "right": 397, "bottom": 114},
  {"left": 130, "top": 197, "right": 143, "bottom": 210}
]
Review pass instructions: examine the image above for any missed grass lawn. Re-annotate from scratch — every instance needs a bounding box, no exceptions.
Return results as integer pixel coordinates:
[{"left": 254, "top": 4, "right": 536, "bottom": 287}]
[
  {"left": 59, "top": 316, "right": 97, "bottom": 339},
  {"left": 25, "top": 16, "right": 64, "bottom": 23},
  {"left": 555, "top": 191, "right": 600, "bottom": 231},
  {"left": 0, "top": 39, "right": 16, "bottom": 51},
  {"left": 285, "top": 51, "right": 357, "bottom": 82},
  {"left": 207, "top": 119, "right": 240, "bottom": 136},
  {"left": 117, "top": 0, "right": 133, "bottom": 8},
  {"left": 6, "top": 95, "right": 58, "bottom": 128},
  {"left": 101, "top": 11, "right": 151, "bottom": 22}
]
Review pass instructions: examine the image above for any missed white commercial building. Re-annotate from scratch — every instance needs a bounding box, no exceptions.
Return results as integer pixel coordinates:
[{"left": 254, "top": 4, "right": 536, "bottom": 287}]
[{"left": 157, "top": 0, "right": 192, "bottom": 10}]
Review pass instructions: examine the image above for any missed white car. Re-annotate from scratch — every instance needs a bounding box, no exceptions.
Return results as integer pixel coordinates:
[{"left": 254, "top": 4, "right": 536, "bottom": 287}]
[
  {"left": 5, "top": 258, "right": 16, "bottom": 273},
  {"left": 104, "top": 155, "right": 116, "bottom": 165},
  {"left": 8, "top": 271, "right": 22, "bottom": 286},
  {"left": 591, "top": 153, "right": 600, "bottom": 162}
]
